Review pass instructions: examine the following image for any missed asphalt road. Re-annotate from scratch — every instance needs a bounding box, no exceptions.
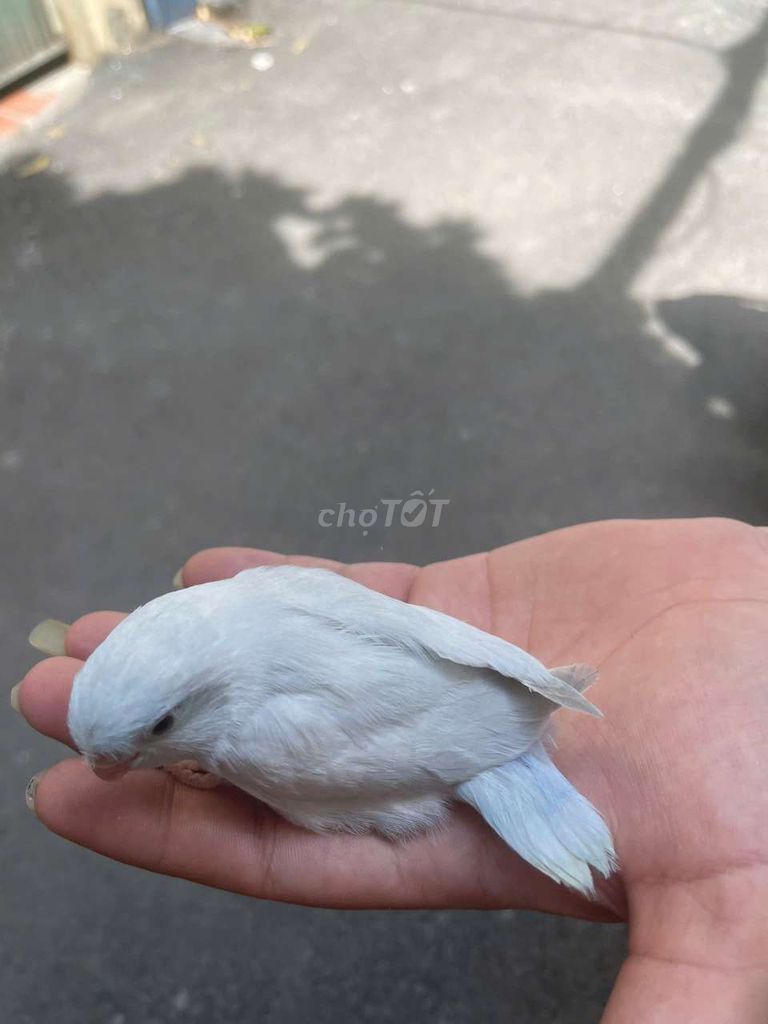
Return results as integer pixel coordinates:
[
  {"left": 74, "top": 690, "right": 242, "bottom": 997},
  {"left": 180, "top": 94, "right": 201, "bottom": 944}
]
[{"left": 2, "top": 2, "right": 767, "bottom": 1021}]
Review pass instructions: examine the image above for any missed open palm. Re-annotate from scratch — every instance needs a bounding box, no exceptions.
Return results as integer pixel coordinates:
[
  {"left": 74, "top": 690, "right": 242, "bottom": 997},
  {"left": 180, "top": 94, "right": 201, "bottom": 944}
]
[{"left": 17, "top": 518, "right": 768, "bottom": 1021}]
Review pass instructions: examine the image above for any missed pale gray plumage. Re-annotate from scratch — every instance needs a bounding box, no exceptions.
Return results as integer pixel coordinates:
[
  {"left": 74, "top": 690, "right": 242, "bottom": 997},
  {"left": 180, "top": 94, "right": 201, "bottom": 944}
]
[{"left": 68, "top": 566, "right": 616, "bottom": 896}]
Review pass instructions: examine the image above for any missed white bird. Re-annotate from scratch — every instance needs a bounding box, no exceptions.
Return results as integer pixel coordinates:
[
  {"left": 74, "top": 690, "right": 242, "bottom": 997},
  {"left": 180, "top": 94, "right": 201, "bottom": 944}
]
[{"left": 68, "top": 566, "right": 616, "bottom": 896}]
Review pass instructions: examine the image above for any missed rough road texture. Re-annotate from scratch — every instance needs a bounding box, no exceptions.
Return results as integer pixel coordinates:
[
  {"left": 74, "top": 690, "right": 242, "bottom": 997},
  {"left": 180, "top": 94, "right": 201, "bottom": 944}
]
[{"left": 2, "top": 1, "right": 768, "bottom": 1021}]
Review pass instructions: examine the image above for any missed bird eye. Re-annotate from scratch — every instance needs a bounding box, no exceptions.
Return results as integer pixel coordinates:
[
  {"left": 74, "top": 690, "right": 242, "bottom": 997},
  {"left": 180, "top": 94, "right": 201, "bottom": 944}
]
[{"left": 151, "top": 713, "right": 174, "bottom": 736}]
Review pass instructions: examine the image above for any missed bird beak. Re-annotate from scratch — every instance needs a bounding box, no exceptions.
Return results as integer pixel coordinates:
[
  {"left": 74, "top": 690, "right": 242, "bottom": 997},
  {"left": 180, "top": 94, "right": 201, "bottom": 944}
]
[{"left": 85, "top": 753, "right": 139, "bottom": 781}]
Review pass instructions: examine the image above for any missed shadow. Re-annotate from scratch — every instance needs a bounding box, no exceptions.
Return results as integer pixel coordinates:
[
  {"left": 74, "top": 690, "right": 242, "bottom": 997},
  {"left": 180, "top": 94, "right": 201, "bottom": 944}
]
[
  {"left": 2, "top": 164, "right": 636, "bottom": 1024},
  {"left": 2, "top": 9, "right": 768, "bottom": 1024},
  {"left": 657, "top": 294, "right": 768, "bottom": 441}
]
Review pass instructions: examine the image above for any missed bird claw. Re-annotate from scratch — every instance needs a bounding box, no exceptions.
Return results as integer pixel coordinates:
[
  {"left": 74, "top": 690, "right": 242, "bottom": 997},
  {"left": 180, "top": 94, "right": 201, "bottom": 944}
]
[{"left": 162, "top": 760, "right": 222, "bottom": 789}]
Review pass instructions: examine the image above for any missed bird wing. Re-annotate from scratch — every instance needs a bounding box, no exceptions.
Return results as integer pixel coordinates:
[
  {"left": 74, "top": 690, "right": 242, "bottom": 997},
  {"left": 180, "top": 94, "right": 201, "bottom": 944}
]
[{"left": 235, "top": 566, "right": 600, "bottom": 716}]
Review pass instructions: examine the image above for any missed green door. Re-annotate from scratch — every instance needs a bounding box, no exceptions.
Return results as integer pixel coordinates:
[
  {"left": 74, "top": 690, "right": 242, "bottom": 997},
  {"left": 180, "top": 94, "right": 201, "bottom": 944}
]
[{"left": 0, "top": 0, "right": 66, "bottom": 90}]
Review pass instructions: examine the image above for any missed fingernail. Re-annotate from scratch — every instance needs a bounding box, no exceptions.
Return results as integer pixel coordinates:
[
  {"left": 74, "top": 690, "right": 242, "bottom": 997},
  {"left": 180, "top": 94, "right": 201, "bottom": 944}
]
[
  {"left": 25, "top": 772, "right": 43, "bottom": 812},
  {"left": 28, "top": 619, "right": 69, "bottom": 656},
  {"left": 10, "top": 682, "right": 21, "bottom": 712},
  {"left": 172, "top": 568, "right": 184, "bottom": 590}
]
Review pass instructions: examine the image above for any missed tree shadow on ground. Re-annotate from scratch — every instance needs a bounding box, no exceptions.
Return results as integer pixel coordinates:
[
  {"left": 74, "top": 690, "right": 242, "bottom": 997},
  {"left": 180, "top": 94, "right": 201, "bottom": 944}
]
[{"left": 1, "top": 15, "right": 766, "bottom": 587}]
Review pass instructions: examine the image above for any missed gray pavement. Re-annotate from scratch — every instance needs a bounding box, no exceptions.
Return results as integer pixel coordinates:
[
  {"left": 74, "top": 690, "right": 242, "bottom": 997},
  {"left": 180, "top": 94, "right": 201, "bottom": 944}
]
[{"left": 2, "top": 1, "right": 768, "bottom": 1020}]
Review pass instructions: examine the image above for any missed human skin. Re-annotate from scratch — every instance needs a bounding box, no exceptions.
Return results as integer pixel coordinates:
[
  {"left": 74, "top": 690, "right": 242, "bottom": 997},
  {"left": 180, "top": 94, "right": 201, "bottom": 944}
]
[{"left": 14, "top": 518, "right": 768, "bottom": 1021}]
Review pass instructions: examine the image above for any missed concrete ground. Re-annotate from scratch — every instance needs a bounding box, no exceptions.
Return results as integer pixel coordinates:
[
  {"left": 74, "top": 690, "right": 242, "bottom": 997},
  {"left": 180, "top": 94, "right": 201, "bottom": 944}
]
[{"left": 2, "top": 1, "right": 768, "bottom": 1020}]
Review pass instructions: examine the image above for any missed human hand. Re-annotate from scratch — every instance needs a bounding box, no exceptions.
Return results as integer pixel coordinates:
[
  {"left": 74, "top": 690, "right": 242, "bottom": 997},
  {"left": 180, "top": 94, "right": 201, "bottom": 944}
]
[{"left": 15, "top": 518, "right": 768, "bottom": 1021}]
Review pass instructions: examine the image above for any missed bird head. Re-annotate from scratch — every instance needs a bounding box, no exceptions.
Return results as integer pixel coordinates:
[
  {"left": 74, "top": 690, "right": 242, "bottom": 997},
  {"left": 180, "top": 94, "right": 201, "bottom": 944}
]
[{"left": 68, "top": 587, "right": 232, "bottom": 781}]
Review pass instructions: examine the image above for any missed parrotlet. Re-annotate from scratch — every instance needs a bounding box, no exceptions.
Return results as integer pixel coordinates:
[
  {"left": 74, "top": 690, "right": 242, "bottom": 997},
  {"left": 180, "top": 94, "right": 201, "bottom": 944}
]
[{"left": 68, "top": 566, "right": 616, "bottom": 896}]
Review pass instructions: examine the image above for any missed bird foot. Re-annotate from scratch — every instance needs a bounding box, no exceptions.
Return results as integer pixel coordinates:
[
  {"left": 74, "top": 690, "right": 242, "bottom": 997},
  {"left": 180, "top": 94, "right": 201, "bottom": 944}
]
[{"left": 162, "top": 760, "right": 222, "bottom": 789}]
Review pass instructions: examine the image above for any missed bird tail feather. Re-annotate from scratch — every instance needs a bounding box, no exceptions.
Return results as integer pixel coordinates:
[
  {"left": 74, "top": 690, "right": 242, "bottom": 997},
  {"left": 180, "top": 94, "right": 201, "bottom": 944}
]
[
  {"left": 456, "top": 742, "right": 615, "bottom": 897},
  {"left": 550, "top": 663, "right": 598, "bottom": 694}
]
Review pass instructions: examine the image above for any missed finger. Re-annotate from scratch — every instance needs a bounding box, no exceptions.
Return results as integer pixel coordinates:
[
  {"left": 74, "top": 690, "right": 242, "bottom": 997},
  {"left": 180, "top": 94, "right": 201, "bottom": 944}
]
[
  {"left": 26, "top": 611, "right": 126, "bottom": 661},
  {"left": 180, "top": 547, "right": 418, "bottom": 600},
  {"left": 31, "top": 758, "right": 603, "bottom": 916},
  {"left": 15, "top": 656, "right": 81, "bottom": 748},
  {"left": 602, "top": 952, "right": 768, "bottom": 1023},
  {"left": 66, "top": 611, "right": 126, "bottom": 660},
  {"left": 17, "top": 614, "right": 128, "bottom": 748},
  {"left": 180, "top": 547, "right": 342, "bottom": 584}
]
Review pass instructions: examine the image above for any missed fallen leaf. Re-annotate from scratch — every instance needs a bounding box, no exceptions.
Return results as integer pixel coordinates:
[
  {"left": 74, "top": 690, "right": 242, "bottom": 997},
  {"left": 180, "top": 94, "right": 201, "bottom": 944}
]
[
  {"left": 227, "top": 23, "right": 271, "bottom": 44},
  {"left": 14, "top": 154, "right": 51, "bottom": 179}
]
